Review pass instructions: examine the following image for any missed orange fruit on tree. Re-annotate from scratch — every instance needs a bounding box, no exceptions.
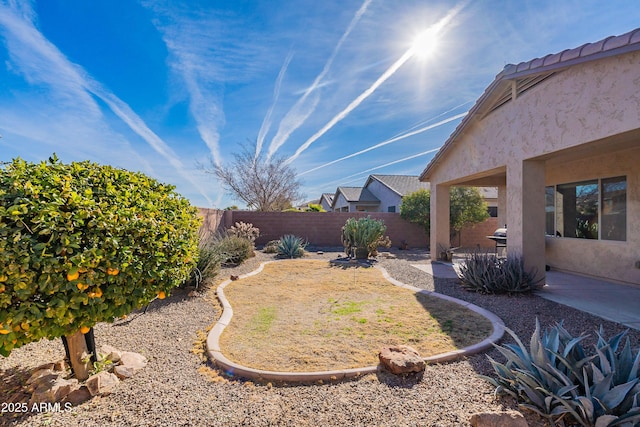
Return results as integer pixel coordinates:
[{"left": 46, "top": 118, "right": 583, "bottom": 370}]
[
  {"left": 67, "top": 271, "right": 79, "bottom": 281},
  {"left": 0, "top": 327, "right": 10, "bottom": 335},
  {"left": 107, "top": 268, "right": 119, "bottom": 276},
  {"left": 79, "top": 326, "right": 90, "bottom": 334},
  {"left": 88, "top": 288, "right": 103, "bottom": 298},
  {"left": 157, "top": 291, "right": 166, "bottom": 300}
]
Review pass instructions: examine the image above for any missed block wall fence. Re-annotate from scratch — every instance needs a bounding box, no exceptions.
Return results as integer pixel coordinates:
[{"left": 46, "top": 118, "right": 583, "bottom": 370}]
[{"left": 198, "top": 208, "right": 498, "bottom": 250}]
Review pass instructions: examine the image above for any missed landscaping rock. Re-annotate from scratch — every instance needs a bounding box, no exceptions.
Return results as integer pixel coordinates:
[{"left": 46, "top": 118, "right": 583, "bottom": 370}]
[
  {"left": 26, "top": 369, "right": 57, "bottom": 389},
  {"left": 100, "top": 344, "right": 122, "bottom": 363},
  {"left": 119, "top": 351, "right": 147, "bottom": 374},
  {"left": 29, "top": 376, "right": 79, "bottom": 405},
  {"left": 114, "top": 365, "right": 136, "bottom": 380},
  {"left": 86, "top": 371, "right": 120, "bottom": 396},
  {"left": 378, "top": 345, "right": 425, "bottom": 375},
  {"left": 33, "top": 362, "right": 56, "bottom": 372},
  {"left": 62, "top": 386, "right": 92, "bottom": 406},
  {"left": 54, "top": 359, "right": 69, "bottom": 372},
  {"left": 470, "top": 411, "right": 529, "bottom": 427}
]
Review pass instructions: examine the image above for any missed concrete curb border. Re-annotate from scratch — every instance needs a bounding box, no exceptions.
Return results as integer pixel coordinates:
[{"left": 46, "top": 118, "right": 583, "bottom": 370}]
[{"left": 206, "top": 260, "right": 505, "bottom": 383}]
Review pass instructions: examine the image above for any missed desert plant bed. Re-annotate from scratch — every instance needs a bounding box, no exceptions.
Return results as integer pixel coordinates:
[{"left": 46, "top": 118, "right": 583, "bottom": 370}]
[{"left": 219, "top": 259, "right": 493, "bottom": 372}]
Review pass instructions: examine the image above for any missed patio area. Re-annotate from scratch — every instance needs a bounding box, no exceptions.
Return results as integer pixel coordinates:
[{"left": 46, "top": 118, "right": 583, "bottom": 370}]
[{"left": 414, "top": 260, "right": 640, "bottom": 330}]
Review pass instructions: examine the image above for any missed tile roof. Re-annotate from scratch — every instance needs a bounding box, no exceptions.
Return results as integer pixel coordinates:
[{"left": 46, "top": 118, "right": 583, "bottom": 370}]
[
  {"left": 336, "top": 187, "right": 380, "bottom": 203},
  {"left": 502, "top": 28, "right": 640, "bottom": 79},
  {"left": 366, "top": 174, "right": 430, "bottom": 197},
  {"left": 321, "top": 193, "right": 334, "bottom": 200},
  {"left": 420, "top": 27, "right": 640, "bottom": 181}
]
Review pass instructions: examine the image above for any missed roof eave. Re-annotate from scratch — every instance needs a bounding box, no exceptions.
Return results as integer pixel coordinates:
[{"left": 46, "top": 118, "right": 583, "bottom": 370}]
[{"left": 420, "top": 28, "right": 640, "bottom": 182}]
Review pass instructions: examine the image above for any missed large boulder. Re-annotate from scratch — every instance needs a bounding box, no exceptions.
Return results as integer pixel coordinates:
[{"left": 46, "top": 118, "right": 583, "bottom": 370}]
[
  {"left": 378, "top": 345, "right": 426, "bottom": 375},
  {"left": 470, "top": 411, "right": 529, "bottom": 427}
]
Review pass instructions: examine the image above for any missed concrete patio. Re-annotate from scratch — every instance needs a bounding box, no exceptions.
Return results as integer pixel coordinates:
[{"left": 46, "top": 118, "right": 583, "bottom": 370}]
[{"left": 412, "top": 261, "right": 640, "bottom": 330}]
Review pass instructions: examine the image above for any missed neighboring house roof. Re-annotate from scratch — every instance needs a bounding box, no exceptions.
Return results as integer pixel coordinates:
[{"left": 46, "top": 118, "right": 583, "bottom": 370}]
[
  {"left": 320, "top": 193, "right": 334, "bottom": 203},
  {"left": 365, "top": 174, "right": 430, "bottom": 197},
  {"left": 420, "top": 27, "right": 640, "bottom": 181},
  {"left": 334, "top": 187, "right": 380, "bottom": 203},
  {"left": 478, "top": 187, "right": 498, "bottom": 200},
  {"left": 299, "top": 198, "right": 320, "bottom": 208}
]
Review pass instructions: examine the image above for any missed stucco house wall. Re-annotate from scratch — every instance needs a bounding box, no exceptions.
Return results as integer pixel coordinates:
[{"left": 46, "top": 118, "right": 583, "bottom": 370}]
[
  {"left": 427, "top": 52, "right": 640, "bottom": 184},
  {"left": 545, "top": 146, "right": 640, "bottom": 284},
  {"left": 332, "top": 192, "right": 350, "bottom": 212},
  {"left": 320, "top": 194, "right": 333, "bottom": 212},
  {"left": 364, "top": 179, "right": 402, "bottom": 212},
  {"left": 422, "top": 35, "right": 640, "bottom": 285}
]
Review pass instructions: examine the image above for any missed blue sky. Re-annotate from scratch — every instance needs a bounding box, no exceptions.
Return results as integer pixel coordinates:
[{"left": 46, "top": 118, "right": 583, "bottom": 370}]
[{"left": 1, "top": 1, "right": 639, "bottom": 208}]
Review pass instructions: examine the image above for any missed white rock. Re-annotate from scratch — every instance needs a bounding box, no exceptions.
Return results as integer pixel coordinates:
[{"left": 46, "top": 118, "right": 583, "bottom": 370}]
[
  {"left": 100, "top": 344, "right": 123, "bottom": 363},
  {"left": 86, "top": 371, "right": 120, "bottom": 396},
  {"left": 119, "top": 351, "right": 148, "bottom": 374}
]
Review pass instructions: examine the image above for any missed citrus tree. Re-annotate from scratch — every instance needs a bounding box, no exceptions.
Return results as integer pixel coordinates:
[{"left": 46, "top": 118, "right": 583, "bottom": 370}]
[
  {"left": 400, "top": 187, "right": 489, "bottom": 242},
  {"left": 0, "top": 156, "right": 201, "bottom": 367}
]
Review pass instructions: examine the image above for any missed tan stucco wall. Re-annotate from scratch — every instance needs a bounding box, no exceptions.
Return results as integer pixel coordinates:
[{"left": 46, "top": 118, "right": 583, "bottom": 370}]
[
  {"left": 429, "top": 52, "right": 640, "bottom": 184},
  {"left": 426, "top": 51, "right": 640, "bottom": 285},
  {"left": 545, "top": 146, "right": 640, "bottom": 285}
]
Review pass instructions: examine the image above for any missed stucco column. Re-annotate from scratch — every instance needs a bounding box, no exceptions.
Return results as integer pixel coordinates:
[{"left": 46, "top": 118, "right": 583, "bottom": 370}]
[
  {"left": 506, "top": 160, "right": 546, "bottom": 282},
  {"left": 497, "top": 184, "right": 507, "bottom": 229},
  {"left": 430, "top": 183, "right": 450, "bottom": 258}
]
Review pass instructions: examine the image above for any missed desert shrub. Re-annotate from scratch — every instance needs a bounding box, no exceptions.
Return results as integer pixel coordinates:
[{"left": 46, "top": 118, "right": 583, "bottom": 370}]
[
  {"left": 213, "top": 235, "right": 254, "bottom": 265},
  {"left": 227, "top": 221, "right": 260, "bottom": 243},
  {"left": 263, "top": 240, "right": 280, "bottom": 254},
  {"left": 306, "top": 203, "right": 325, "bottom": 212},
  {"left": 341, "top": 216, "right": 390, "bottom": 259},
  {"left": 0, "top": 155, "right": 200, "bottom": 357},
  {"left": 483, "top": 319, "right": 640, "bottom": 427},
  {"left": 277, "top": 235, "right": 306, "bottom": 258},
  {"left": 182, "top": 233, "right": 226, "bottom": 289},
  {"left": 457, "top": 250, "right": 540, "bottom": 294}
]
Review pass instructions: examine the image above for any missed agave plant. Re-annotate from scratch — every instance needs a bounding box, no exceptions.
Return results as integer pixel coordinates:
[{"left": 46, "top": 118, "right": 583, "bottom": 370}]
[
  {"left": 483, "top": 319, "right": 640, "bottom": 427},
  {"left": 277, "top": 235, "right": 306, "bottom": 258},
  {"left": 457, "top": 250, "right": 541, "bottom": 294}
]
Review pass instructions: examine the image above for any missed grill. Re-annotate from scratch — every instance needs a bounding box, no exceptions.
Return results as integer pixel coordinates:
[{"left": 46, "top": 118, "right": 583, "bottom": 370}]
[{"left": 487, "top": 227, "right": 507, "bottom": 255}]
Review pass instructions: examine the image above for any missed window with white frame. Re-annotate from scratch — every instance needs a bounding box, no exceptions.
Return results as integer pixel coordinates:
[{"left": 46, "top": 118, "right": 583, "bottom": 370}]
[{"left": 545, "top": 176, "right": 626, "bottom": 241}]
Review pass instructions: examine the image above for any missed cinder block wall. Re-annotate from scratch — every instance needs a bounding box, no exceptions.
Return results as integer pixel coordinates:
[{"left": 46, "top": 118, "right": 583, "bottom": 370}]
[
  {"left": 456, "top": 217, "right": 498, "bottom": 250},
  {"left": 199, "top": 209, "right": 429, "bottom": 248},
  {"left": 198, "top": 209, "right": 500, "bottom": 250}
]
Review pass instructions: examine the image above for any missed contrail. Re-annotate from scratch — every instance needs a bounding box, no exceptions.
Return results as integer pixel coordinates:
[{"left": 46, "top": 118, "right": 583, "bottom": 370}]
[
  {"left": 285, "top": 2, "right": 467, "bottom": 165},
  {"left": 0, "top": 3, "right": 215, "bottom": 206},
  {"left": 256, "top": 51, "right": 293, "bottom": 158},
  {"left": 306, "top": 146, "right": 442, "bottom": 195},
  {"left": 298, "top": 112, "right": 466, "bottom": 176},
  {"left": 266, "top": 0, "right": 372, "bottom": 159},
  {"left": 395, "top": 100, "right": 472, "bottom": 137},
  {"left": 285, "top": 48, "right": 415, "bottom": 165}
]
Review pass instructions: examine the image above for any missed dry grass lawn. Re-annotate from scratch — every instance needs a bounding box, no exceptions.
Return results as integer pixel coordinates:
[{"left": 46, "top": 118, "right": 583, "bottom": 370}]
[{"left": 220, "top": 260, "right": 493, "bottom": 372}]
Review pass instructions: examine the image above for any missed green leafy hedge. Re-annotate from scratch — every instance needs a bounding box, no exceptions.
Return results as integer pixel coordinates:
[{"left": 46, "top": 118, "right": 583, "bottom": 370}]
[{"left": 0, "top": 156, "right": 201, "bottom": 356}]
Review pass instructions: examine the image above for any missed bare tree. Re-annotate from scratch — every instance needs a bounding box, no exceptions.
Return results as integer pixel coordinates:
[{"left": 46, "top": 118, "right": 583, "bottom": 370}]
[{"left": 202, "top": 142, "right": 303, "bottom": 211}]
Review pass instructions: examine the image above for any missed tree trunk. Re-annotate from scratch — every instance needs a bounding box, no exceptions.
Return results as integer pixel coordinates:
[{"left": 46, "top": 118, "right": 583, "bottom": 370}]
[{"left": 64, "top": 330, "right": 92, "bottom": 380}]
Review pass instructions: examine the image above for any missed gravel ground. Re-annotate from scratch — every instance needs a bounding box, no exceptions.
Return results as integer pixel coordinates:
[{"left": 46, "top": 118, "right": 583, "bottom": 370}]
[{"left": 2, "top": 248, "right": 638, "bottom": 427}]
